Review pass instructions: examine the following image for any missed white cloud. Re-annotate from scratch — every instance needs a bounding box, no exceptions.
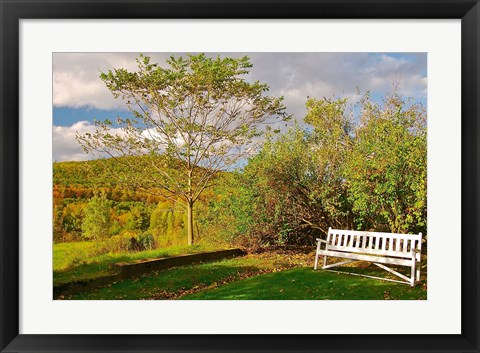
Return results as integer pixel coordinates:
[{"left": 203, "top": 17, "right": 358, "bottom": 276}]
[
  {"left": 53, "top": 53, "right": 150, "bottom": 109},
  {"left": 244, "top": 53, "right": 427, "bottom": 120},
  {"left": 53, "top": 71, "right": 114, "bottom": 109},
  {"left": 53, "top": 121, "right": 125, "bottom": 162},
  {"left": 53, "top": 52, "right": 427, "bottom": 114},
  {"left": 141, "top": 128, "right": 185, "bottom": 149}
]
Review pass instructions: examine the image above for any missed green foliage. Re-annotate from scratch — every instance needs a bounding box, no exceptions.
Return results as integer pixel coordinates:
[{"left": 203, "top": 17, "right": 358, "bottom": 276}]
[
  {"left": 81, "top": 195, "right": 112, "bottom": 240},
  {"left": 304, "top": 97, "right": 353, "bottom": 229},
  {"left": 123, "top": 204, "right": 151, "bottom": 231},
  {"left": 194, "top": 172, "right": 257, "bottom": 248},
  {"left": 344, "top": 94, "right": 427, "bottom": 233}
]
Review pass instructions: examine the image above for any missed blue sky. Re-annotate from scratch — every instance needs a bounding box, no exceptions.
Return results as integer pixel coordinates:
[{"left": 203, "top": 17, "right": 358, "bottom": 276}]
[{"left": 53, "top": 52, "right": 427, "bottom": 161}]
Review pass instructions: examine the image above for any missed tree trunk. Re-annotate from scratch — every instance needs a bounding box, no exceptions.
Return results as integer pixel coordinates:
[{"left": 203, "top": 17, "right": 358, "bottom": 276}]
[{"left": 187, "top": 200, "right": 194, "bottom": 245}]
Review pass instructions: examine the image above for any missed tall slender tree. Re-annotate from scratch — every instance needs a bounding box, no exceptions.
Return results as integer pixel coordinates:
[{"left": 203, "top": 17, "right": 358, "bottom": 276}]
[{"left": 77, "top": 54, "right": 289, "bottom": 245}]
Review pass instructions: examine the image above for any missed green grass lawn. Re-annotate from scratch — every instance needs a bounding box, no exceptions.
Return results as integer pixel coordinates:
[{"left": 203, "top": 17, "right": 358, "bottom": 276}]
[
  {"left": 62, "top": 250, "right": 426, "bottom": 300},
  {"left": 182, "top": 267, "right": 427, "bottom": 300},
  {"left": 53, "top": 241, "right": 220, "bottom": 286}
]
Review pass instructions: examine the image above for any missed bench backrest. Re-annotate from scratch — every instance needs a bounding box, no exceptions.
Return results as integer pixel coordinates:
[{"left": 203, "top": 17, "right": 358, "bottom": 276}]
[{"left": 326, "top": 228, "right": 422, "bottom": 260}]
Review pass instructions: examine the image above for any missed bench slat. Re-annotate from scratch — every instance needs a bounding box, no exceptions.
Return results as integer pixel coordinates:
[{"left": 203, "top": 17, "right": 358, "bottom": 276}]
[
  {"left": 379, "top": 238, "right": 384, "bottom": 250},
  {"left": 317, "top": 249, "right": 413, "bottom": 266},
  {"left": 330, "top": 228, "right": 422, "bottom": 241},
  {"left": 326, "top": 244, "right": 414, "bottom": 259},
  {"left": 326, "top": 230, "right": 421, "bottom": 256}
]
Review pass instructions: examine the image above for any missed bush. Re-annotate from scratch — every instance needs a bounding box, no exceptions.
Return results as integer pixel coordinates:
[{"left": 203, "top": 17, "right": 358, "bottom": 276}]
[
  {"left": 138, "top": 231, "right": 157, "bottom": 250},
  {"left": 102, "top": 233, "right": 132, "bottom": 253}
]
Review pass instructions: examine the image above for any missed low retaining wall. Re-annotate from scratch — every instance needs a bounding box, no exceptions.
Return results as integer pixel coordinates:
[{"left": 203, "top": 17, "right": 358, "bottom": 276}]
[{"left": 54, "top": 248, "right": 246, "bottom": 299}]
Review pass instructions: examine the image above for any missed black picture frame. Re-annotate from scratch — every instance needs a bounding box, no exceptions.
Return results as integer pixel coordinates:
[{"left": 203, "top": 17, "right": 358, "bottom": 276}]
[{"left": 1, "top": 1, "right": 478, "bottom": 352}]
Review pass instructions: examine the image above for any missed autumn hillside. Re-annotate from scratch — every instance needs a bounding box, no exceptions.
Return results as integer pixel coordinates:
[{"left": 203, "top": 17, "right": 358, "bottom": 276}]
[{"left": 53, "top": 155, "right": 224, "bottom": 246}]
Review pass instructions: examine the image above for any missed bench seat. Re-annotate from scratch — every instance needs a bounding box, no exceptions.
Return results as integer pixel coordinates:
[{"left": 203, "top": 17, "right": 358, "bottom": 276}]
[
  {"left": 316, "top": 249, "right": 414, "bottom": 267},
  {"left": 314, "top": 227, "right": 423, "bottom": 286}
]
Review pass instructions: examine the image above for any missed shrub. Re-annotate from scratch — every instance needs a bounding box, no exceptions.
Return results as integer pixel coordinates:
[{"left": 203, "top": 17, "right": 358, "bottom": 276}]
[
  {"left": 138, "top": 231, "right": 157, "bottom": 250},
  {"left": 103, "top": 233, "right": 132, "bottom": 253}
]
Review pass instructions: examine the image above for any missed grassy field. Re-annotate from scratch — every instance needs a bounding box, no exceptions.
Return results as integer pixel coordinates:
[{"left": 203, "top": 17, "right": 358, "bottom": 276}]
[
  {"left": 53, "top": 241, "right": 220, "bottom": 286},
  {"left": 61, "top": 250, "right": 426, "bottom": 300}
]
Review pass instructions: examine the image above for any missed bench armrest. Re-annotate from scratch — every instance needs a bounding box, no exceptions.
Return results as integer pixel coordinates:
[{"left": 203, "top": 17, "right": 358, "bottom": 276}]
[
  {"left": 316, "top": 238, "right": 327, "bottom": 244},
  {"left": 411, "top": 248, "right": 422, "bottom": 260}
]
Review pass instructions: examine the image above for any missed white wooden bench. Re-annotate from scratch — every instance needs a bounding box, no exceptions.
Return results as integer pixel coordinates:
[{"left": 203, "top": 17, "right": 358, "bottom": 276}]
[{"left": 314, "top": 227, "right": 422, "bottom": 286}]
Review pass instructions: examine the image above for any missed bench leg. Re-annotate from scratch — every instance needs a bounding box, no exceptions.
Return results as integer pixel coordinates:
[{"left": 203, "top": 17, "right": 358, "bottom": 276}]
[
  {"left": 314, "top": 241, "right": 321, "bottom": 270},
  {"left": 410, "top": 259, "right": 416, "bottom": 287},
  {"left": 416, "top": 262, "right": 421, "bottom": 282},
  {"left": 323, "top": 255, "right": 328, "bottom": 269}
]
